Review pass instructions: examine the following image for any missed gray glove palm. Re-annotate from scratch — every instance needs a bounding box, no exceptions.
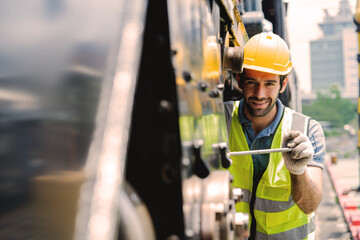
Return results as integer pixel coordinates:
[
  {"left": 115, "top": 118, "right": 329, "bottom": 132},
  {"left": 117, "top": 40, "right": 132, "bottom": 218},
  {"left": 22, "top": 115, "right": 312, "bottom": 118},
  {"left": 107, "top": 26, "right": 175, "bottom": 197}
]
[{"left": 282, "top": 131, "right": 314, "bottom": 175}]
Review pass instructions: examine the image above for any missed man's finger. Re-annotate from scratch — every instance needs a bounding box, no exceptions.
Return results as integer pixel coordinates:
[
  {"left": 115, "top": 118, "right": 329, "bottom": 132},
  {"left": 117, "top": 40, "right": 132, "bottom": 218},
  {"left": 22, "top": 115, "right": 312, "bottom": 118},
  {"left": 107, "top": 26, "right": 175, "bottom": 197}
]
[
  {"left": 291, "top": 134, "right": 309, "bottom": 146},
  {"left": 291, "top": 142, "right": 313, "bottom": 159}
]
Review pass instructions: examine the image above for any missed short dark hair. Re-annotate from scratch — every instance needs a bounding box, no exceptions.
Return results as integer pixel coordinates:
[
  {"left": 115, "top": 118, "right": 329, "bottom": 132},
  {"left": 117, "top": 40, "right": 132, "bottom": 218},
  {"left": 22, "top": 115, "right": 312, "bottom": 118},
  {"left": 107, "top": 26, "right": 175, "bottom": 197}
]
[{"left": 279, "top": 74, "right": 287, "bottom": 86}]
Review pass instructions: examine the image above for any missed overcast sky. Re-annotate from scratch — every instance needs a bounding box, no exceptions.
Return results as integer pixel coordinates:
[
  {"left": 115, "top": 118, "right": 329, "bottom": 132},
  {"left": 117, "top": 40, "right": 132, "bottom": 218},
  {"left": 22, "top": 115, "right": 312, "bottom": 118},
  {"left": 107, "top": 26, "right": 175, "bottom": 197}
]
[{"left": 287, "top": 0, "right": 357, "bottom": 94}]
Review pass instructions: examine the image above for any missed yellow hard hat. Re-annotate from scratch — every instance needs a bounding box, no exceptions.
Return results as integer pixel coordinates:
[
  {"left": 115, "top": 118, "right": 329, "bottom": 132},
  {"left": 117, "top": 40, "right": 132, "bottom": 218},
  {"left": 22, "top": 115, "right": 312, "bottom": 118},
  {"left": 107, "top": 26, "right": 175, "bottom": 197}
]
[{"left": 243, "top": 32, "right": 292, "bottom": 75}]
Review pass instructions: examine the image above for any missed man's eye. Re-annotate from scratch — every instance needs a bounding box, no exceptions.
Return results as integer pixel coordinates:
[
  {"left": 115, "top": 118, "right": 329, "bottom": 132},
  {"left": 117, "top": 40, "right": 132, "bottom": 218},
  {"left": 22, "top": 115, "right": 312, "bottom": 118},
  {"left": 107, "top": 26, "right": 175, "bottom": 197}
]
[
  {"left": 265, "top": 82, "right": 275, "bottom": 86},
  {"left": 245, "top": 81, "right": 256, "bottom": 85}
]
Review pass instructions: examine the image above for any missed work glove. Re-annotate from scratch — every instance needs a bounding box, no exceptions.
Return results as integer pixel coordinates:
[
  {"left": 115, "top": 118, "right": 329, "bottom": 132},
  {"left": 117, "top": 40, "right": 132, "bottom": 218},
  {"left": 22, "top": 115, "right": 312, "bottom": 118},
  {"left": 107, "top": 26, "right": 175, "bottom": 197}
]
[{"left": 281, "top": 131, "right": 314, "bottom": 175}]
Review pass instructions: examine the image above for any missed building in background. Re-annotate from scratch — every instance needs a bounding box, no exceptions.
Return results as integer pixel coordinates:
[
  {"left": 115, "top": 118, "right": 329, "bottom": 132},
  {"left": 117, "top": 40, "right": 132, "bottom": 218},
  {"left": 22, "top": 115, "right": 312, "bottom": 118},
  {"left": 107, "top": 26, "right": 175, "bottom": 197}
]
[
  {"left": 310, "top": 0, "right": 358, "bottom": 98},
  {"left": 342, "top": 27, "right": 358, "bottom": 98}
]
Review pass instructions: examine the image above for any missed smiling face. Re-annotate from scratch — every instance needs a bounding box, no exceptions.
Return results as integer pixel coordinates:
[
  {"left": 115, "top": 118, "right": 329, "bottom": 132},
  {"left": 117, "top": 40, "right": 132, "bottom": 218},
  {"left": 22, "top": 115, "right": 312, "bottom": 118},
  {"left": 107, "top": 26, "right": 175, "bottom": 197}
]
[{"left": 239, "top": 69, "right": 287, "bottom": 118}]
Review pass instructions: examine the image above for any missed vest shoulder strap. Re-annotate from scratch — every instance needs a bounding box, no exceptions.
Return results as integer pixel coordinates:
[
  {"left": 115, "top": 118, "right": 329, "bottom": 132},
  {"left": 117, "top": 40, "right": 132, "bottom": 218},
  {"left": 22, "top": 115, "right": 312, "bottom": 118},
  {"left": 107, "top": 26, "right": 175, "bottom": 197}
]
[{"left": 290, "top": 110, "right": 311, "bottom": 136}]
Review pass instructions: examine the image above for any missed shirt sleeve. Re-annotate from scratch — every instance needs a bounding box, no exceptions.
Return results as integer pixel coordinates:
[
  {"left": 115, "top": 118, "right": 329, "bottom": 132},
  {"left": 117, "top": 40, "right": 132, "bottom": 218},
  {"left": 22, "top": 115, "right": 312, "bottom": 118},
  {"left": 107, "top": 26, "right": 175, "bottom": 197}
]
[
  {"left": 307, "top": 119, "right": 326, "bottom": 169},
  {"left": 224, "top": 100, "right": 234, "bottom": 135}
]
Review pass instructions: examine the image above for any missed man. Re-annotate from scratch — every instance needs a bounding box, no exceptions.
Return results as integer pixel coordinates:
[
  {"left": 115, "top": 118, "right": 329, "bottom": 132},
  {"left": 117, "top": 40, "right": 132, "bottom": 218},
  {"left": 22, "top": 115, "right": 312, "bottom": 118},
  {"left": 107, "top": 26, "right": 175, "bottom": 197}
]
[{"left": 224, "top": 32, "right": 325, "bottom": 239}]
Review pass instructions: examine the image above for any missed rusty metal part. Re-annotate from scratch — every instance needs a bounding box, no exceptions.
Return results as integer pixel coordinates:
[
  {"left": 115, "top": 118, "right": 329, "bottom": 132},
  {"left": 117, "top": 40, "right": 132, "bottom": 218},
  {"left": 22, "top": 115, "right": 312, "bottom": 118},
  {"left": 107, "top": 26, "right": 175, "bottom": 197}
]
[{"left": 223, "top": 47, "right": 244, "bottom": 73}]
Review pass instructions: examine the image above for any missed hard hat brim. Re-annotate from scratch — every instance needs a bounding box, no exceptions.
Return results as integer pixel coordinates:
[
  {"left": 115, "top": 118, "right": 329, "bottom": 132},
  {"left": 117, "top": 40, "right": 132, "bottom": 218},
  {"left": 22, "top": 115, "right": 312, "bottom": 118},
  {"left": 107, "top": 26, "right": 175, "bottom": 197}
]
[{"left": 242, "top": 64, "right": 293, "bottom": 76}]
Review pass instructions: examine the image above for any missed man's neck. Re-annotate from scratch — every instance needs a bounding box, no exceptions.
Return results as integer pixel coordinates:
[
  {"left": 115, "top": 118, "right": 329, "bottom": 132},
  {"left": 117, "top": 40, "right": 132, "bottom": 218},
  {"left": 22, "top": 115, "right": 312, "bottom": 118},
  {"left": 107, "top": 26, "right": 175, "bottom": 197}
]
[{"left": 244, "top": 104, "right": 278, "bottom": 136}]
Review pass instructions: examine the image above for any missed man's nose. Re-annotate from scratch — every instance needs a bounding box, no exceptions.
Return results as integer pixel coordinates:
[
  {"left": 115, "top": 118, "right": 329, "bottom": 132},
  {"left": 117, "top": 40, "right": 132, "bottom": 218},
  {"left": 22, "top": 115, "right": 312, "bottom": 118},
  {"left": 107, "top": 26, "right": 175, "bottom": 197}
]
[{"left": 254, "top": 84, "right": 266, "bottom": 99}]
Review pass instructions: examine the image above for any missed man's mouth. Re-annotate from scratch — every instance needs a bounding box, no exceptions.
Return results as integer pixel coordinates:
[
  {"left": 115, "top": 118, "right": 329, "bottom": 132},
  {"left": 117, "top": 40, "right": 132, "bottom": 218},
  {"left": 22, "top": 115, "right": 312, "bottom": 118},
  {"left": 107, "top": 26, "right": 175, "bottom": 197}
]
[{"left": 251, "top": 100, "right": 268, "bottom": 107}]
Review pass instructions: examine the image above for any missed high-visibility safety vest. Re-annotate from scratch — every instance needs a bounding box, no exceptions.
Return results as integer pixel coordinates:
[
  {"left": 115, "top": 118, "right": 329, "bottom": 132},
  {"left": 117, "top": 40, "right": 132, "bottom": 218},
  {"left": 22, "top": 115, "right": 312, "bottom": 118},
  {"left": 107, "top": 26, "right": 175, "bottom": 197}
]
[{"left": 228, "top": 102, "right": 316, "bottom": 240}]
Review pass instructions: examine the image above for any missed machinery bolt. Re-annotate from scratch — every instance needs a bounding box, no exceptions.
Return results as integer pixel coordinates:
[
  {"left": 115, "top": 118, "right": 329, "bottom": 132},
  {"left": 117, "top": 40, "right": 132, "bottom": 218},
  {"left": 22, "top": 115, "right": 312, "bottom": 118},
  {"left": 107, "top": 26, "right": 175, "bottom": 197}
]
[
  {"left": 208, "top": 89, "right": 220, "bottom": 98},
  {"left": 182, "top": 157, "right": 190, "bottom": 167},
  {"left": 229, "top": 174, "right": 234, "bottom": 183},
  {"left": 158, "top": 100, "right": 172, "bottom": 113},
  {"left": 197, "top": 82, "right": 209, "bottom": 92},
  {"left": 183, "top": 71, "right": 193, "bottom": 82},
  {"left": 217, "top": 83, "right": 224, "bottom": 91},
  {"left": 192, "top": 141, "right": 210, "bottom": 179},
  {"left": 171, "top": 48, "right": 177, "bottom": 56}
]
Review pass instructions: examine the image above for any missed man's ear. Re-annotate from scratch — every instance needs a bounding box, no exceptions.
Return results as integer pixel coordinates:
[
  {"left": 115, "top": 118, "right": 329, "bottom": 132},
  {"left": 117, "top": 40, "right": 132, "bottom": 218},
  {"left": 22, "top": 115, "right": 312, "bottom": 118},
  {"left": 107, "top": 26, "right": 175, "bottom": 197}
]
[{"left": 279, "top": 76, "right": 288, "bottom": 93}]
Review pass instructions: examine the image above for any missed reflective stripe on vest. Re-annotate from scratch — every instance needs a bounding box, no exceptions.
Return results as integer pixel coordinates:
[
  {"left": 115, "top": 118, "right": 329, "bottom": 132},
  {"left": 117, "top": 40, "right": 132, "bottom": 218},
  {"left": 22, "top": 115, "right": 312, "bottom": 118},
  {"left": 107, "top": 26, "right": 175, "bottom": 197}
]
[
  {"left": 256, "top": 214, "right": 316, "bottom": 240},
  {"left": 236, "top": 188, "right": 297, "bottom": 213},
  {"left": 254, "top": 195, "right": 295, "bottom": 213},
  {"left": 228, "top": 101, "right": 314, "bottom": 239}
]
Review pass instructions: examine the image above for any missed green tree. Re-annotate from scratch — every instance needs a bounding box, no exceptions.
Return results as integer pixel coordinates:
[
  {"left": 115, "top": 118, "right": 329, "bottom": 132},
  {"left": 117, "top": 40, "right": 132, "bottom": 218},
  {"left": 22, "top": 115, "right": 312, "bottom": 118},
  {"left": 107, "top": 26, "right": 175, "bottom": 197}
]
[{"left": 302, "top": 85, "right": 357, "bottom": 128}]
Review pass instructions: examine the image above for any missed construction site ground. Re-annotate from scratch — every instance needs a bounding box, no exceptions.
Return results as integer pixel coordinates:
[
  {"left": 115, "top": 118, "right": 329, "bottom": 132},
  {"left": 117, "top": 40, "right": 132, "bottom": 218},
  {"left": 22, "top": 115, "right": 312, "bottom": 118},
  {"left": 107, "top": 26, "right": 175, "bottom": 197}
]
[{"left": 316, "top": 134, "right": 358, "bottom": 240}]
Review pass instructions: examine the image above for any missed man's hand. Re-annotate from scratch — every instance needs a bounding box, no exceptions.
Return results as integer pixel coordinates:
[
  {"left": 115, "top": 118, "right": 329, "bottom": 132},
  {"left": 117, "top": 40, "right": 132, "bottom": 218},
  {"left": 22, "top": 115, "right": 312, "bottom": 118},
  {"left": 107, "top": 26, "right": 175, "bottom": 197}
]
[{"left": 282, "top": 131, "right": 314, "bottom": 175}]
